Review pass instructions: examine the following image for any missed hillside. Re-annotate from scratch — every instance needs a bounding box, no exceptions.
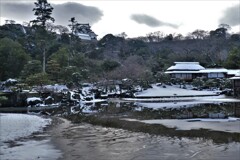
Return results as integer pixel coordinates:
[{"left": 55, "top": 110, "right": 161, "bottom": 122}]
[{"left": 0, "top": 23, "right": 240, "bottom": 86}]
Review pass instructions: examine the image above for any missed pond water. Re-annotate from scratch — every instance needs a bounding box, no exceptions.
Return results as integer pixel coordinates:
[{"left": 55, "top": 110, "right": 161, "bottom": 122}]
[
  {"left": 69, "top": 99, "right": 240, "bottom": 120},
  {"left": 58, "top": 122, "right": 240, "bottom": 160},
  {"left": 1, "top": 98, "right": 240, "bottom": 159},
  {"left": 66, "top": 98, "right": 240, "bottom": 134}
]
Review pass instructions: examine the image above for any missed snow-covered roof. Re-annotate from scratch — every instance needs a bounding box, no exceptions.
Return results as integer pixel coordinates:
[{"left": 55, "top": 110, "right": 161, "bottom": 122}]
[
  {"left": 89, "top": 31, "right": 97, "bottom": 37},
  {"left": 76, "top": 33, "right": 91, "bottom": 40},
  {"left": 166, "top": 68, "right": 231, "bottom": 74},
  {"left": 165, "top": 71, "right": 200, "bottom": 74},
  {"left": 167, "top": 62, "right": 205, "bottom": 71},
  {"left": 229, "top": 76, "right": 240, "bottom": 80},
  {"left": 199, "top": 68, "right": 228, "bottom": 73},
  {"left": 229, "top": 70, "right": 240, "bottom": 80},
  {"left": 227, "top": 69, "right": 240, "bottom": 76}
]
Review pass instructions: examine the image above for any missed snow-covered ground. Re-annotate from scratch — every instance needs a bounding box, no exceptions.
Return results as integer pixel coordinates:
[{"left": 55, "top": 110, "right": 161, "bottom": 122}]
[
  {"left": 0, "top": 113, "right": 62, "bottom": 160},
  {"left": 0, "top": 113, "right": 51, "bottom": 142},
  {"left": 122, "top": 117, "right": 240, "bottom": 133},
  {"left": 135, "top": 101, "right": 212, "bottom": 109},
  {"left": 134, "top": 84, "right": 219, "bottom": 97},
  {"left": 133, "top": 95, "right": 240, "bottom": 109},
  {"left": 41, "top": 84, "right": 68, "bottom": 92},
  {"left": 81, "top": 99, "right": 107, "bottom": 104}
]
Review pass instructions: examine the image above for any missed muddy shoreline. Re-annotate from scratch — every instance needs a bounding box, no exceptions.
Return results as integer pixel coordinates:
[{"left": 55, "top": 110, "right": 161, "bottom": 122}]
[
  {"left": 46, "top": 116, "right": 71, "bottom": 160},
  {"left": 47, "top": 115, "right": 240, "bottom": 160},
  {"left": 64, "top": 115, "right": 240, "bottom": 143}
]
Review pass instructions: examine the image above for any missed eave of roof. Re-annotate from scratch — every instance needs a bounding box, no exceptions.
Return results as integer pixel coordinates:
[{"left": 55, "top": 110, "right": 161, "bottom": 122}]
[
  {"left": 229, "top": 76, "right": 240, "bottom": 80},
  {"left": 165, "top": 71, "right": 201, "bottom": 74},
  {"left": 199, "top": 68, "right": 228, "bottom": 73}
]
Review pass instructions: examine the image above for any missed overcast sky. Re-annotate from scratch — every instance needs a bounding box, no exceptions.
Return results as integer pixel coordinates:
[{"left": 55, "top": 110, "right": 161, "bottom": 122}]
[{"left": 0, "top": 0, "right": 240, "bottom": 39}]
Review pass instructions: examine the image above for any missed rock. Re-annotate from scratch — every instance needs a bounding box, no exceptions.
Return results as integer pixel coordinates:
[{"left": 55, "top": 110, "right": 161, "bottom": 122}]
[
  {"left": 27, "top": 97, "right": 42, "bottom": 106},
  {"left": 44, "top": 96, "right": 54, "bottom": 105}
]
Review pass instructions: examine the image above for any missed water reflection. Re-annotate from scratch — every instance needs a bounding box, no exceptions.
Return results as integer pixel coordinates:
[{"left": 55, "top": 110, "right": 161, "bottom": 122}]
[
  {"left": 58, "top": 122, "right": 240, "bottom": 160},
  {"left": 68, "top": 100, "right": 240, "bottom": 119}
]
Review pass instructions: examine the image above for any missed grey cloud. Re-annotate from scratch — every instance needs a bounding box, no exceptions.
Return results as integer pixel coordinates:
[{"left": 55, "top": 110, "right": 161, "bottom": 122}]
[
  {"left": 1, "top": 2, "right": 35, "bottom": 22},
  {"left": 219, "top": 4, "right": 240, "bottom": 26},
  {"left": 1, "top": 2, "right": 103, "bottom": 26},
  {"left": 52, "top": 2, "right": 103, "bottom": 26},
  {"left": 130, "top": 14, "right": 179, "bottom": 28}
]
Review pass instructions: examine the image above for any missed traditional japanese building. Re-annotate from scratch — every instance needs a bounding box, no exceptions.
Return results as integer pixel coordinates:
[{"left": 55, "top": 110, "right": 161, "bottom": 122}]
[
  {"left": 165, "top": 62, "right": 239, "bottom": 81},
  {"left": 230, "top": 72, "right": 240, "bottom": 97},
  {"left": 198, "top": 68, "right": 228, "bottom": 79},
  {"left": 165, "top": 62, "right": 205, "bottom": 81},
  {"left": 74, "top": 23, "right": 97, "bottom": 41}
]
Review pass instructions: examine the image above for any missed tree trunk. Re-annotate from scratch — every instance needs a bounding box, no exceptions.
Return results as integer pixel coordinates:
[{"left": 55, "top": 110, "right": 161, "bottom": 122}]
[{"left": 43, "top": 48, "right": 46, "bottom": 73}]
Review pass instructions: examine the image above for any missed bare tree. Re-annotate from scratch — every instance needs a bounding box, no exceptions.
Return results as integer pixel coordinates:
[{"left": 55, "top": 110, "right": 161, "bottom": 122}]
[
  {"left": 116, "top": 32, "right": 128, "bottom": 39},
  {"left": 191, "top": 29, "right": 208, "bottom": 39},
  {"left": 218, "top": 24, "right": 231, "bottom": 31},
  {"left": 45, "top": 22, "right": 55, "bottom": 32},
  {"left": 55, "top": 25, "right": 69, "bottom": 34},
  {"left": 174, "top": 33, "right": 184, "bottom": 40},
  {"left": 152, "top": 31, "right": 165, "bottom": 42},
  {"left": 5, "top": 20, "right": 16, "bottom": 24},
  {"left": 146, "top": 32, "right": 154, "bottom": 42},
  {"left": 108, "top": 55, "right": 148, "bottom": 80}
]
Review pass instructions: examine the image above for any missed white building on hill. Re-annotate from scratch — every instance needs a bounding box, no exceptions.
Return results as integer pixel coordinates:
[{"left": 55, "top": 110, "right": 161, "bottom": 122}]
[{"left": 74, "top": 24, "right": 97, "bottom": 41}]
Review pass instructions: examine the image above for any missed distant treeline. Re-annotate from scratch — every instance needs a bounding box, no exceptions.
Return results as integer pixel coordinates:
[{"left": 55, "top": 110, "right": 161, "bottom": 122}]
[{"left": 0, "top": 0, "right": 239, "bottom": 86}]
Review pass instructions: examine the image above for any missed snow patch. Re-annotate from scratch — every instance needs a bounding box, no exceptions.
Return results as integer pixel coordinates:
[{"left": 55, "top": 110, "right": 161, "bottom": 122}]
[{"left": 0, "top": 113, "right": 51, "bottom": 142}]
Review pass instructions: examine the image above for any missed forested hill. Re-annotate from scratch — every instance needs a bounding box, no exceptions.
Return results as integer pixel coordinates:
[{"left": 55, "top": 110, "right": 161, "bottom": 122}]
[{"left": 0, "top": 22, "right": 240, "bottom": 85}]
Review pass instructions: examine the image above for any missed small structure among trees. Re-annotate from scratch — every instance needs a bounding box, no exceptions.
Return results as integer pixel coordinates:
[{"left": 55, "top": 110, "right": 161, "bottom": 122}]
[
  {"left": 68, "top": 17, "right": 97, "bottom": 41},
  {"left": 75, "top": 24, "right": 97, "bottom": 40},
  {"left": 230, "top": 72, "right": 240, "bottom": 97}
]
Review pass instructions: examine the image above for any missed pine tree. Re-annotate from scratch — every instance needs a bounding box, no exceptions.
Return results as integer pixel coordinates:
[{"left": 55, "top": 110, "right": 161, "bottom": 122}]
[{"left": 30, "top": 0, "right": 55, "bottom": 27}]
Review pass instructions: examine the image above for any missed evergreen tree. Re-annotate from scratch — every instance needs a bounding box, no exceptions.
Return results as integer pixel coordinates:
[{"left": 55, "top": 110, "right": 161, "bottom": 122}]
[
  {"left": 21, "top": 60, "right": 42, "bottom": 79},
  {"left": 224, "top": 47, "right": 240, "bottom": 69},
  {"left": 68, "top": 17, "right": 77, "bottom": 36},
  {"left": 0, "top": 38, "right": 30, "bottom": 80},
  {"left": 30, "top": 0, "right": 56, "bottom": 73},
  {"left": 30, "top": 0, "right": 55, "bottom": 27}
]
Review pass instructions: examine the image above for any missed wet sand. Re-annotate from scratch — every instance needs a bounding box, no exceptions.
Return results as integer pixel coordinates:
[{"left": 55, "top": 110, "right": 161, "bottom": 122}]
[
  {"left": 49, "top": 117, "right": 240, "bottom": 160},
  {"left": 47, "top": 117, "right": 72, "bottom": 160}
]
